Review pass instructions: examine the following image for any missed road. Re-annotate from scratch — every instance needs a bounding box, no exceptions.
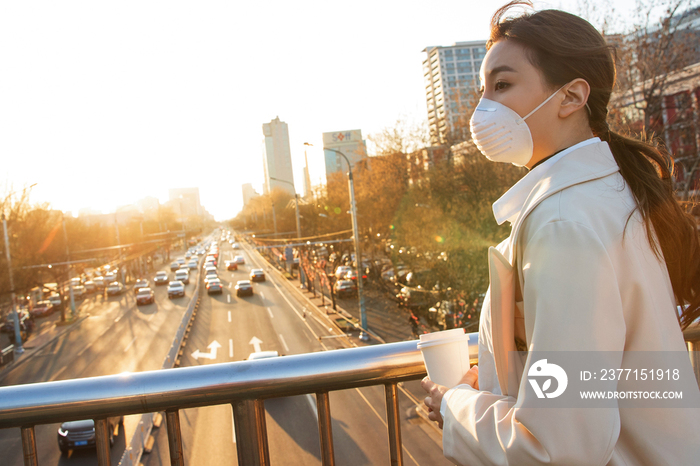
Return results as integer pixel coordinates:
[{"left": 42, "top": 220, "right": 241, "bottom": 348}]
[
  {"left": 0, "top": 251, "right": 202, "bottom": 466},
  {"left": 143, "top": 237, "right": 450, "bottom": 466}
]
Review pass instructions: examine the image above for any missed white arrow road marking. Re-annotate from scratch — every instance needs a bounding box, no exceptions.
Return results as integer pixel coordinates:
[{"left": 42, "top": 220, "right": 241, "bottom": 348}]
[
  {"left": 267, "top": 307, "right": 274, "bottom": 319},
  {"left": 228, "top": 310, "right": 232, "bottom": 323},
  {"left": 249, "top": 336, "right": 263, "bottom": 353},
  {"left": 278, "top": 334, "right": 289, "bottom": 353},
  {"left": 191, "top": 340, "right": 222, "bottom": 360},
  {"left": 229, "top": 339, "right": 234, "bottom": 358}
]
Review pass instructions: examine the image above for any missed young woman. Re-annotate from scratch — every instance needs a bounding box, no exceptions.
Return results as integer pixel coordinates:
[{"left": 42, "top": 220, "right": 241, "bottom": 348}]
[{"left": 422, "top": 2, "right": 700, "bottom": 465}]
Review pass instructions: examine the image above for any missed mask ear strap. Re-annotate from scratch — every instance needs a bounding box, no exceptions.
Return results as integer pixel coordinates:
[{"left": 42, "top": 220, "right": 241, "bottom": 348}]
[{"left": 522, "top": 83, "right": 568, "bottom": 121}]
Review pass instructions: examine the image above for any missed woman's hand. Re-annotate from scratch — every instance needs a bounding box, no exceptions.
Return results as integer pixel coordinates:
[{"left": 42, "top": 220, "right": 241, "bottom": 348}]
[{"left": 420, "top": 365, "right": 479, "bottom": 429}]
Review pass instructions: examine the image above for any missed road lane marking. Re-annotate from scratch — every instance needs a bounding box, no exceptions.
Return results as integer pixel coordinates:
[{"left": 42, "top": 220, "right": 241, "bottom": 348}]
[
  {"left": 228, "top": 311, "right": 232, "bottom": 322},
  {"left": 278, "top": 334, "right": 289, "bottom": 353},
  {"left": 260, "top": 292, "right": 265, "bottom": 300},
  {"left": 229, "top": 339, "right": 234, "bottom": 358},
  {"left": 50, "top": 365, "right": 67, "bottom": 381},
  {"left": 306, "top": 394, "right": 318, "bottom": 418},
  {"left": 114, "top": 315, "right": 122, "bottom": 323},
  {"left": 227, "top": 295, "right": 231, "bottom": 303},
  {"left": 124, "top": 336, "right": 137, "bottom": 352},
  {"left": 228, "top": 283, "right": 232, "bottom": 289},
  {"left": 354, "top": 387, "right": 421, "bottom": 466},
  {"left": 267, "top": 307, "right": 274, "bottom": 319},
  {"left": 148, "top": 313, "right": 156, "bottom": 322}
]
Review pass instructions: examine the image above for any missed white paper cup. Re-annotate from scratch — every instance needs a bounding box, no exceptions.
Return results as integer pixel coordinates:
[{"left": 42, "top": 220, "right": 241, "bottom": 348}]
[{"left": 417, "top": 328, "right": 475, "bottom": 388}]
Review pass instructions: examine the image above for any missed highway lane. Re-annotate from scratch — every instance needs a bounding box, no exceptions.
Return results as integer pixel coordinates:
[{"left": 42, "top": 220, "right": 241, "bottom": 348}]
[
  {"left": 0, "top": 252, "right": 203, "bottom": 466},
  {"left": 144, "top": 238, "right": 450, "bottom": 465}
]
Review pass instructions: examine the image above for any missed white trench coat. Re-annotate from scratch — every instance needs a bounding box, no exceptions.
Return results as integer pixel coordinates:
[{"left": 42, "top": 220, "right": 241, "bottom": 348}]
[{"left": 441, "top": 141, "right": 700, "bottom": 465}]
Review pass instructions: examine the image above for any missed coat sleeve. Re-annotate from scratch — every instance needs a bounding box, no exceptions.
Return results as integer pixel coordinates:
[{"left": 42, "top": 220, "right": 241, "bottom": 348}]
[{"left": 442, "top": 220, "right": 626, "bottom": 466}]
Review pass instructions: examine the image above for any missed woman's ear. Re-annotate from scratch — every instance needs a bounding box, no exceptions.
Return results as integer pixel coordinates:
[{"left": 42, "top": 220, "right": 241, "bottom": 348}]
[{"left": 559, "top": 78, "right": 590, "bottom": 118}]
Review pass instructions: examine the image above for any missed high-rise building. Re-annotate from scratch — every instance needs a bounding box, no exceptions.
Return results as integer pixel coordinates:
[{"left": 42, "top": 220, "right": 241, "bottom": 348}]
[
  {"left": 302, "top": 147, "right": 313, "bottom": 199},
  {"left": 423, "top": 41, "right": 487, "bottom": 145},
  {"left": 242, "top": 183, "right": 260, "bottom": 206},
  {"left": 262, "top": 117, "right": 295, "bottom": 196},
  {"left": 168, "top": 188, "right": 202, "bottom": 217},
  {"left": 323, "top": 129, "right": 367, "bottom": 178}
]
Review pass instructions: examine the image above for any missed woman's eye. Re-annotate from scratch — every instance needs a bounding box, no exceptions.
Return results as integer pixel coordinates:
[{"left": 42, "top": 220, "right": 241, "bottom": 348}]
[{"left": 495, "top": 81, "right": 509, "bottom": 91}]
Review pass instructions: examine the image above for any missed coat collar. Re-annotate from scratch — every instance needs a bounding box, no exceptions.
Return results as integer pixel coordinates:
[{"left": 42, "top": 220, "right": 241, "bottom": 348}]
[{"left": 505, "top": 141, "right": 620, "bottom": 263}]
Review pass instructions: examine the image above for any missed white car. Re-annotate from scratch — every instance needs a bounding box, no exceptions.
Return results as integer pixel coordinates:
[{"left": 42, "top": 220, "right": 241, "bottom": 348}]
[
  {"left": 187, "top": 259, "right": 198, "bottom": 270},
  {"left": 204, "top": 273, "right": 219, "bottom": 285},
  {"left": 175, "top": 269, "right": 190, "bottom": 285},
  {"left": 234, "top": 255, "right": 245, "bottom": 265},
  {"left": 335, "top": 266, "right": 352, "bottom": 279},
  {"left": 167, "top": 281, "right": 185, "bottom": 298},
  {"left": 246, "top": 350, "right": 279, "bottom": 360}
]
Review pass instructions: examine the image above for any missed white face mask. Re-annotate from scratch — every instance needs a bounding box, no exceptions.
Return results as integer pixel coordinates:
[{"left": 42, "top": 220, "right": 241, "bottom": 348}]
[{"left": 469, "top": 84, "right": 567, "bottom": 166}]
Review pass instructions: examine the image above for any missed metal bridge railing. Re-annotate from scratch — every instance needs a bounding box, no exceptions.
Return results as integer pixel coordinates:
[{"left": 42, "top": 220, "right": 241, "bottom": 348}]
[
  {"left": 0, "top": 336, "right": 477, "bottom": 466},
  {"left": 2, "top": 325, "right": 699, "bottom": 466}
]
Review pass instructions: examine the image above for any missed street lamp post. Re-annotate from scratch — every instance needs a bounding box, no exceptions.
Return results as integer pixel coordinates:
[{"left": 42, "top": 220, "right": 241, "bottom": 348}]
[
  {"left": 2, "top": 213, "right": 23, "bottom": 353},
  {"left": 323, "top": 147, "right": 369, "bottom": 341},
  {"left": 269, "top": 177, "right": 301, "bottom": 240}
]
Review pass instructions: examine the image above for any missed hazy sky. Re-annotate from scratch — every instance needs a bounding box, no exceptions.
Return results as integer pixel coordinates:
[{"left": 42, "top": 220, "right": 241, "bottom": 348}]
[{"left": 0, "top": 0, "right": 641, "bottom": 220}]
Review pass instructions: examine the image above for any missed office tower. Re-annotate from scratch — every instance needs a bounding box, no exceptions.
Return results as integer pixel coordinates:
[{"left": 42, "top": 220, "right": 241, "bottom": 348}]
[
  {"left": 322, "top": 129, "right": 367, "bottom": 179},
  {"left": 262, "top": 117, "right": 295, "bottom": 196}
]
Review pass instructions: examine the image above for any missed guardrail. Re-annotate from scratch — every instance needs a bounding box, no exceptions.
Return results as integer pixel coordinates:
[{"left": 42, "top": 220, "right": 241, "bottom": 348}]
[
  {"left": 118, "top": 264, "right": 201, "bottom": 466},
  {"left": 0, "top": 336, "right": 457, "bottom": 466}
]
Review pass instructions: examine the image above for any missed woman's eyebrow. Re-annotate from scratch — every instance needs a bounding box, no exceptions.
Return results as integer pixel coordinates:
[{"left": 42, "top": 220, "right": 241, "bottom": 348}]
[{"left": 488, "top": 65, "right": 517, "bottom": 75}]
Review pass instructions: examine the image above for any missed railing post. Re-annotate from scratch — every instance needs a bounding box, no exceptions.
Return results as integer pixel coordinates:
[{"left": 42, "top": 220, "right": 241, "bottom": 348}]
[
  {"left": 166, "top": 410, "right": 185, "bottom": 466},
  {"left": 232, "top": 399, "right": 270, "bottom": 466},
  {"left": 20, "top": 426, "right": 38, "bottom": 466},
  {"left": 316, "top": 391, "right": 335, "bottom": 466},
  {"left": 94, "top": 418, "right": 112, "bottom": 466},
  {"left": 384, "top": 383, "right": 404, "bottom": 466}
]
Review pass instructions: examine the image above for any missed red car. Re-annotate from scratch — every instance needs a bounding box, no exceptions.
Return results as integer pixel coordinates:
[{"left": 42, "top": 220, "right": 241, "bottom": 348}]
[
  {"left": 136, "top": 288, "right": 155, "bottom": 305},
  {"left": 30, "top": 300, "right": 55, "bottom": 317},
  {"left": 226, "top": 261, "right": 238, "bottom": 271}
]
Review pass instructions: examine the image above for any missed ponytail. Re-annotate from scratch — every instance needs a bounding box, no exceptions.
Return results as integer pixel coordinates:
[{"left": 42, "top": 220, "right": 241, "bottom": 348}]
[{"left": 600, "top": 127, "right": 700, "bottom": 329}]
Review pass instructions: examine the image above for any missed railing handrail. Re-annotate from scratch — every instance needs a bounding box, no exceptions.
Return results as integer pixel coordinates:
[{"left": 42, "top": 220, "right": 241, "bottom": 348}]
[{"left": 0, "top": 339, "right": 437, "bottom": 429}]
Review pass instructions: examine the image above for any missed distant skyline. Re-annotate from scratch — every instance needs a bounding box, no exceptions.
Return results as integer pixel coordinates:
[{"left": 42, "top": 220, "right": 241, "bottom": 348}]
[{"left": 0, "top": 0, "right": 644, "bottom": 221}]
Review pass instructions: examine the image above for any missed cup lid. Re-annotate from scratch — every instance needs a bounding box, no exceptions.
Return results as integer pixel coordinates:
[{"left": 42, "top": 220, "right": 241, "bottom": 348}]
[{"left": 418, "top": 328, "right": 465, "bottom": 343}]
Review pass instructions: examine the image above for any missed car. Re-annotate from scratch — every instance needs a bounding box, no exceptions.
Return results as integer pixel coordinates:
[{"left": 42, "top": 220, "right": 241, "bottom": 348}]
[
  {"left": 30, "top": 300, "right": 55, "bottom": 318},
  {"left": 233, "top": 255, "right": 245, "bottom": 265},
  {"left": 170, "top": 262, "right": 180, "bottom": 271},
  {"left": 187, "top": 259, "right": 199, "bottom": 270},
  {"left": 225, "top": 260, "right": 238, "bottom": 271},
  {"left": 106, "top": 282, "right": 124, "bottom": 296},
  {"left": 176, "top": 258, "right": 186, "bottom": 266},
  {"left": 104, "top": 271, "right": 118, "bottom": 284},
  {"left": 71, "top": 285, "right": 86, "bottom": 299},
  {"left": 175, "top": 269, "right": 190, "bottom": 285},
  {"left": 232, "top": 243, "right": 240, "bottom": 249},
  {"left": 235, "top": 280, "right": 253, "bottom": 297},
  {"left": 154, "top": 271, "right": 169, "bottom": 285},
  {"left": 48, "top": 294, "right": 62, "bottom": 307},
  {"left": 205, "top": 255, "right": 218, "bottom": 266},
  {"left": 344, "top": 269, "right": 368, "bottom": 284},
  {"left": 204, "top": 273, "right": 219, "bottom": 285},
  {"left": 185, "top": 252, "right": 192, "bottom": 259},
  {"left": 167, "top": 281, "right": 185, "bottom": 299},
  {"left": 93, "top": 276, "right": 106, "bottom": 289},
  {"left": 334, "top": 279, "right": 357, "bottom": 298},
  {"left": 206, "top": 278, "right": 223, "bottom": 294},
  {"left": 245, "top": 350, "right": 279, "bottom": 360},
  {"left": 57, "top": 416, "right": 123, "bottom": 455},
  {"left": 136, "top": 287, "right": 155, "bottom": 305},
  {"left": 134, "top": 279, "right": 149, "bottom": 294},
  {"left": 84, "top": 281, "right": 97, "bottom": 294},
  {"left": 249, "top": 269, "right": 266, "bottom": 282},
  {"left": 204, "top": 265, "right": 218, "bottom": 275},
  {"left": 335, "top": 265, "right": 352, "bottom": 279}
]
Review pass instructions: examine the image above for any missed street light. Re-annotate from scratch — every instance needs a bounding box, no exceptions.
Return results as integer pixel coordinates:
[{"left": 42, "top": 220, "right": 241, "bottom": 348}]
[
  {"left": 268, "top": 177, "right": 301, "bottom": 240},
  {"left": 322, "top": 147, "right": 369, "bottom": 341}
]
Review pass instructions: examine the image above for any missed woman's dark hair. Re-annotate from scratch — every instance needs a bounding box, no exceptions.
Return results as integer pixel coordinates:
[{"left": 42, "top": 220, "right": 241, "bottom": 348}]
[{"left": 489, "top": 1, "right": 700, "bottom": 329}]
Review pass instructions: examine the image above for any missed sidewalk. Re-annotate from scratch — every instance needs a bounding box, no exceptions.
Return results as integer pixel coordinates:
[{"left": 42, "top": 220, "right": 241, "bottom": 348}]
[{"left": 0, "top": 311, "right": 88, "bottom": 383}]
